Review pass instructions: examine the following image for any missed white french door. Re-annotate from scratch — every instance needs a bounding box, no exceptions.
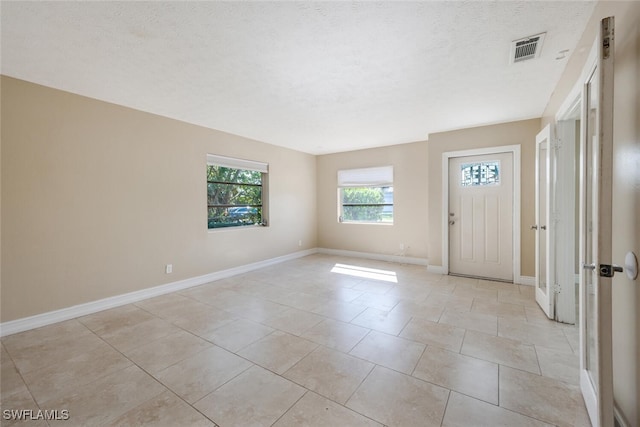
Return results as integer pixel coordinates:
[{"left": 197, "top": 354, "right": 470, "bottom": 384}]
[
  {"left": 534, "top": 124, "right": 555, "bottom": 319},
  {"left": 579, "top": 17, "right": 614, "bottom": 427}
]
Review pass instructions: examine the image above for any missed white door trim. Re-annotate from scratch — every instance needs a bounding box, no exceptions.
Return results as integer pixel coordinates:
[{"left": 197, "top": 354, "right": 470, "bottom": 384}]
[{"left": 442, "top": 145, "right": 522, "bottom": 283}]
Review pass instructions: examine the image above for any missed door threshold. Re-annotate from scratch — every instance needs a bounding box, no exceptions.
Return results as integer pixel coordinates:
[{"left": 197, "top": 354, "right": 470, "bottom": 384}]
[{"left": 448, "top": 273, "right": 514, "bottom": 284}]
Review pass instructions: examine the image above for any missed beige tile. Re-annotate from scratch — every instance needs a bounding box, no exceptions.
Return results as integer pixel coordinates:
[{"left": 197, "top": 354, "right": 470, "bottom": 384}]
[
  {"left": 234, "top": 280, "right": 290, "bottom": 301},
  {"left": 350, "top": 331, "right": 425, "bottom": 374},
  {"left": 319, "top": 287, "right": 365, "bottom": 303},
  {"left": 234, "top": 300, "right": 291, "bottom": 324},
  {"left": 100, "top": 317, "right": 183, "bottom": 352},
  {"left": 155, "top": 345, "right": 251, "bottom": 403},
  {"left": 1, "top": 356, "right": 28, "bottom": 399},
  {"left": 6, "top": 330, "right": 110, "bottom": 374},
  {"left": 439, "top": 308, "right": 498, "bottom": 335},
  {"left": 426, "top": 280, "right": 457, "bottom": 294},
  {"left": 238, "top": 331, "right": 318, "bottom": 374},
  {"left": 385, "top": 285, "right": 432, "bottom": 301},
  {"left": 524, "top": 305, "right": 561, "bottom": 326},
  {"left": 105, "top": 390, "right": 214, "bottom": 426},
  {"left": 500, "top": 365, "right": 582, "bottom": 427},
  {"left": 123, "top": 330, "right": 212, "bottom": 373},
  {"left": 352, "top": 280, "right": 394, "bottom": 295},
  {"left": 400, "top": 317, "right": 465, "bottom": 352},
  {"left": 78, "top": 305, "right": 157, "bottom": 335},
  {"left": 0, "top": 385, "right": 42, "bottom": 427},
  {"left": 263, "top": 308, "right": 325, "bottom": 336},
  {"left": 351, "top": 292, "right": 402, "bottom": 311},
  {"left": 301, "top": 318, "right": 369, "bottom": 352},
  {"left": 195, "top": 365, "right": 305, "bottom": 427},
  {"left": 350, "top": 307, "right": 412, "bottom": 335},
  {"left": 346, "top": 365, "right": 449, "bottom": 427},
  {"left": 2, "top": 320, "right": 91, "bottom": 354},
  {"left": 43, "top": 365, "right": 166, "bottom": 427},
  {"left": 498, "top": 289, "right": 537, "bottom": 307},
  {"left": 274, "top": 291, "right": 329, "bottom": 311},
  {"left": 442, "top": 392, "right": 552, "bottom": 427},
  {"left": 283, "top": 346, "right": 374, "bottom": 404},
  {"left": 453, "top": 285, "right": 498, "bottom": 301},
  {"left": 562, "top": 324, "right": 580, "bottom": 354},
  {"left": 498, "top": 318, "right": 573, "bottom": 352},
  {"left": 413, "top": 346, "right": 498, "bottom": 404},
  {"left": 204, "top": 318, "right": 274, "bottom": 352},
  {"left": 0, "top": 359, "right": 40, "bottom": 425},
  {"left": 536, "top": 346, "right": 579, "bottom": 385},
  {"left": 461, "top": 331, "right": 540, "bottom": 374},
  {"left": 390, "top": 300, "right": 444, "bottom": 322},
  {"left": 21, "top": 345, "right": 132, "bottom": 404},
  {"left": 424, "top": 292, "right": 474, "bottom": 312},
  {"left": 441, "top": 276, "right": 478, "bottom": 286},
  {"left": 471, "top": 298, "right": 527, "bottom": 320},
  {"left": 310, "top": 301, "right": 367, "bottom": 322},
  {"left": 172, "top": 307, "right": 237, "bottom": 338},
  {"left": 274, "top": 391, "right": 382, "bottom": 427},
  {"left": 477, "top": 279, "right": 520, "bottom": 292},
  {"left": 134, "top": 293, "right": 212, "bottom": 321},
  {"left": 519, "top": 284, "right": 536, "bottom": 297}
]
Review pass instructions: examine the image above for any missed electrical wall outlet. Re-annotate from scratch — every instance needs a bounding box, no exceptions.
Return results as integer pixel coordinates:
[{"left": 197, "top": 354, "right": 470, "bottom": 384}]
[
  {"left": 399, "top": 243, "right": 405, "bottom": 250},
  {"left": 165, "top": 264, "right": 173, "bottom": 274},
  {"left": 298, "top": 240, "right": 302, "bottom": 247}
]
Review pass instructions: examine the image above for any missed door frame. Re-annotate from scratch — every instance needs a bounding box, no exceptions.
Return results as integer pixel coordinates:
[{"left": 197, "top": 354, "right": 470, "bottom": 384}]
[{"left": 441, "top": 145, "right": 522, "bottom": 283}]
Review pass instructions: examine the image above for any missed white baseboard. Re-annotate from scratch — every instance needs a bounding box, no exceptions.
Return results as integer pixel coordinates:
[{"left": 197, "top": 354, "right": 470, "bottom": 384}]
[
  {"left": 317, "top": 248, "right": 428, "bottom": 266},
  {"left": 614, "top": 403, "right": 630, "bottom": 427},
  {"left": 515, "top": 275, "right": 535, "bottom": 286},
  {"left": 0, "top": 248, "right": 317, "bottom": 338},
  {"left": 426, "top": 265, "right": 446, "bottom": 275}
]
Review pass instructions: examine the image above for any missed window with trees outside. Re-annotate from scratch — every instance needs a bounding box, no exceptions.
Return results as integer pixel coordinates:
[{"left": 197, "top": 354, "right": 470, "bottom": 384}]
[
  {"left": 338, "top": 166, "right": 393, "bottom": 224},
  {"left": 207, "top": 154, "right": 268, "bottom": 229}
]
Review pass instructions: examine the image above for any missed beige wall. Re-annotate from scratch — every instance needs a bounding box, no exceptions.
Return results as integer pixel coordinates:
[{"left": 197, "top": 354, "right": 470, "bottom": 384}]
[
  {"left": 1, "top": 76, "right": 317, "bottom": 322},
  {"left": 542, "top": 2, "right": 640, "bottom": 424},
  {"left": 426, "top": 119, "right": 541, "bottom": 277},
  {"left": 317, "top": 141, "right": 429, "bottom": 260}
]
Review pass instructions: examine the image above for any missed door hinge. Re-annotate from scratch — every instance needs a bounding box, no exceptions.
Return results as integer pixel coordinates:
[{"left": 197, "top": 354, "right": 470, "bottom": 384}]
[
  {"left": 552, "top": 138, "right": 562, "bottom": 150},
  {"left": 553, "top": 283, "right": 562, "bottom": 294}
]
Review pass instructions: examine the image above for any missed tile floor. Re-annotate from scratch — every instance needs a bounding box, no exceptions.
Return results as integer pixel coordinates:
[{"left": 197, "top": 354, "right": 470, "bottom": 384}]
[{"left": 0, "top": 254, "right": 590, "bottom": 426}]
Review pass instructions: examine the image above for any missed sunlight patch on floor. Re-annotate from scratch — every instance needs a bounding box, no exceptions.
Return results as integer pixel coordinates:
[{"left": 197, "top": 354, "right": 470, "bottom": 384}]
[{"left": 330, "top": 263, "right": 398, "bottom": 283}]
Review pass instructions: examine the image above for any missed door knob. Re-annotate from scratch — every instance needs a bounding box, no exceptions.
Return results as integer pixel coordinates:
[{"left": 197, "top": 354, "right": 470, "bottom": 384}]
[
  {"left": 530, "top": 225, "right": 538, "bottom": 230},
  {"left": 541, "top": 225, "right": 547, "bottom": 230}
]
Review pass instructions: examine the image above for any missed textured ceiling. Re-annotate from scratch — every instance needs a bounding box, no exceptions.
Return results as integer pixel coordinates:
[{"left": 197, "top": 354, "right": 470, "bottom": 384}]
[{"left": 1, "top": 1, "right": 596, "bottom": 154}]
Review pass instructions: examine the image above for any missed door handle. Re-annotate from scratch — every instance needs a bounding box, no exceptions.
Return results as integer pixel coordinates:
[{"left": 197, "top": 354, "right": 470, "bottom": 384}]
[
  {"left": 530, "top": 225, "right": 538, "bottom": 230},
  {"left": 540, "top": 225, "right": 547, "bottom": 230},
  {"left": 599, "top": 264, "right": 623, "bottom": 278}
]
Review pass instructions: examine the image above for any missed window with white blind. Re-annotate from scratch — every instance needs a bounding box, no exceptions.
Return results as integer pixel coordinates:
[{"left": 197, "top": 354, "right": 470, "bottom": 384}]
[
  {"left": 337, "top": 166, "right": 393, "bottom": 224},
  {"left": 206, "top": 154, "right": 268, "bottom": 229}
]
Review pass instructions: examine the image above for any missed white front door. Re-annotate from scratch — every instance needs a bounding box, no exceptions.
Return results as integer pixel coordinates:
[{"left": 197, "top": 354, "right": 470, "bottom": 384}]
[
  {"left": 448, "top": 152, "right": 513, "bottom": 281},
  {"left": 534, "top": 124, "right": 555, "bottom": 319},
  {"left": 579, "top": 17, "right": 614, "bottom": 427}
]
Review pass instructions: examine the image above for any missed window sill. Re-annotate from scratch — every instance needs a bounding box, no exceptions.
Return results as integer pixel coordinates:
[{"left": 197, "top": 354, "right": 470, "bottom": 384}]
[{"left": 208, "top": 224, "right": 268, "bottom": 233}]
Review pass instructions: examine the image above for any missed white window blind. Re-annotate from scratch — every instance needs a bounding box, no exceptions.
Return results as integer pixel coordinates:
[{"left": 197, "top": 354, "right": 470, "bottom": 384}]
[
  {"left": 207, "top": 154, "right": 268, "bottom": 173},
  {"left": 337, "top": 166, "right": 393, "bottom": 187}
]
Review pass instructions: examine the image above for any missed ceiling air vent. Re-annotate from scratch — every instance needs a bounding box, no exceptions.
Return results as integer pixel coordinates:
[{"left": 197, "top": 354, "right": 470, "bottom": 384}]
[{"left": 510, "top": 33, "right": 546, "bottom": 64}]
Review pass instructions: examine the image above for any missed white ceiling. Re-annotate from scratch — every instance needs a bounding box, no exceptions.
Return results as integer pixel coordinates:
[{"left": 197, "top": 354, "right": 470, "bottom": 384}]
[{"left": 1, "top": 1, "right": 596, "bottom": 155}]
